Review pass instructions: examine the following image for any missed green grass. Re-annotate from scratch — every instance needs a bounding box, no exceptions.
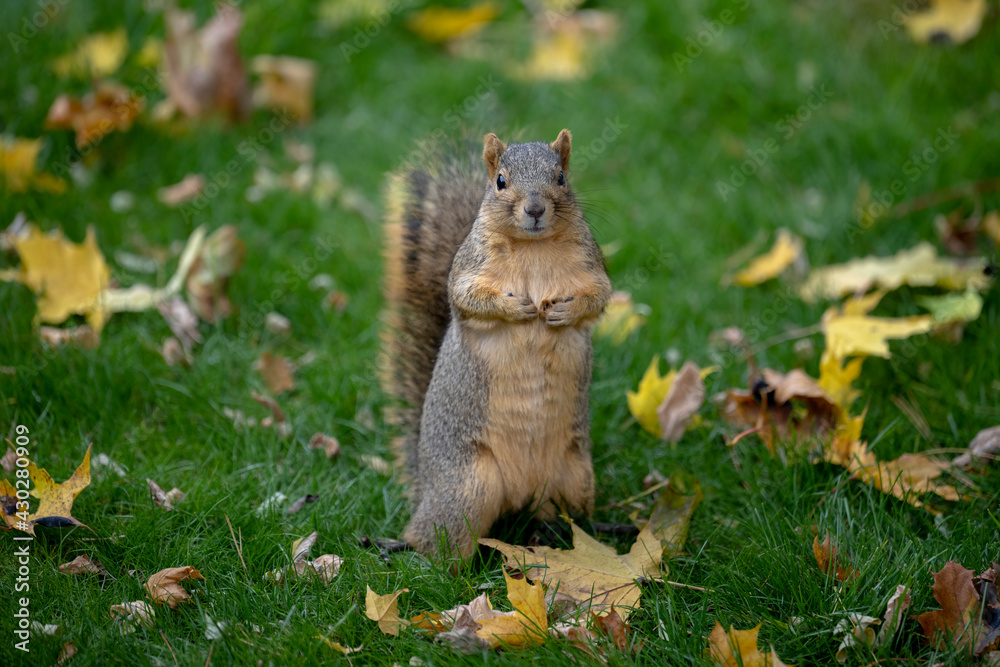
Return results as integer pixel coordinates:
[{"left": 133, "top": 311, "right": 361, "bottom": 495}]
[{"left": 2, "top": 0, "right": 999, "bottom": 664}]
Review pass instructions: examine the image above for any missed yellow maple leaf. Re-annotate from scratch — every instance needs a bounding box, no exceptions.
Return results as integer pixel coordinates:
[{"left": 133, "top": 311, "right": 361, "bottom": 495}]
[
  {"left": 731, "top": 229, "right": 804, "bottom": 287},
  {"left": 512, "top": 10, "right": 618, "bottom": 82},
  {"left": 818, "top": 352, "right": 864, "bottom": 412},
  {"left": 364, "top": 586, "right": 410, "bottom": 636},
  {"left": 481, "top": 521, "right": 662, "bottom": 622},
  {"left": 0, "top": 224, "right": 111, "bottom": 331},
  {"left": 708, "top": 622, "right": 792, "bottom": 666},
  {"left": 53, "top": 28, "right": 129, "bottom": 77},
  {"left": 823, "top": 313, "right": 933, "bottom": 361},
  {"left": 906, "top": 0, "right": 987, "bottom": 44},
  {"left": 594, "top": 291, "right": 648, "bottom": 345},
  {"left": 475, "top": 571, "right": 548, "bottom": 648},
  {"left": 9, "top": 445, "right": 93, "bottom": 533},
  {"left": 800, "top": 243, "right": 991, "bottom": 303},
  {"left": 407, "top": 2, "right": 497, "bottom": 43},
  {"left": 0, "top": 136, "right": 66, "bottom": 194}
]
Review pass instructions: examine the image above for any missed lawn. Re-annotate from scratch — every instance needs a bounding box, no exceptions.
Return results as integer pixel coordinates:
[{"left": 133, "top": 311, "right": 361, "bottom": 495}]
[{"left": 1, "top": 0, "right": 999, "bottom": 664}]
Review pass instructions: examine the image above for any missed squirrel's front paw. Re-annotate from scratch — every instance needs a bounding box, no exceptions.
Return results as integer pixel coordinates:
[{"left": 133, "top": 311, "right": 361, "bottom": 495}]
[
  {"left": 542, "top": 297, "right": 577, "bottom": 327},
  {"left": 504, "top": 293, "right": 538, "bottom": 321}
]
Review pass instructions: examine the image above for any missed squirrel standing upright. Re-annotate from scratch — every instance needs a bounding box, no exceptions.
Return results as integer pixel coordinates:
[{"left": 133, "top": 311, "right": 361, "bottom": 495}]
[{"left": 381, "top": 129, "right": 612, "bottom": 557}]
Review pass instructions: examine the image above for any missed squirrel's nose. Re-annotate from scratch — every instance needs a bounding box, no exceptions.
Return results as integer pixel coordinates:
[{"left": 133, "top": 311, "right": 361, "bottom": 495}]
[{"left": 524, "top": 203, "right": 546, "bottom": 220}]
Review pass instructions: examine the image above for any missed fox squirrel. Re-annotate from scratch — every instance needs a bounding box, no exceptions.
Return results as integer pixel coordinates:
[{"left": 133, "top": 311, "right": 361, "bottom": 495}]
[{"left": 381, "top": 129, "right": 612, "bottom": 557}]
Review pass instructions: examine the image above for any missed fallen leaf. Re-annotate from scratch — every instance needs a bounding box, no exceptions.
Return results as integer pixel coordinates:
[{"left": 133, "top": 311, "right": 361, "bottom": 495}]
[
  {"left": 730, "top": 229, "right": 804, "bottom": 286},
  {"left": 110, "top": 601, "right": 155, "bottom": 634},
  {"left": 309, "top": 433, "right": 341, "bottom": 459},
  {"left": 163, "top": 5, "right": 251, "bottom": 121},
  {"left": 874, "top": 585, "right": 912, "bottom": 646},
  {"left": 1, "top": 448, "right": 16, "bottom": 474},
  {"left": 800, "top": 243, "right": 991, "bottom": 303},
  {"left": 408, "top": 2, "right": 497, "bottom": 43},
  {"left": 593, "top": 291, "right": 649, "bottom": 345},
  {"left": 707, "top": 621, "right": 791, "bottom": 666},
  {"left": 251, "top": 55, "right": 316, "bottom": 122},
  {"left": 365, "top": 587, "right": 410, "bottom": 636},
  {"left": 833, "top": 613, "right": 879, "bottom": 662},
  {"left": 953, "top": 424, "right": 1000, "bottom": 469},
  {"left": 481, "top": 520, "right": 662, "bottom": 621},
  {"left": 642, "top": 473, "right": 702, "bottom": 557},
  {"left": 823, "top": 308, "right": 933, "bottom": 361},
  {"left": 287, "top": 494, "right": 318, "bottom": 514},
  {"left": 30, "top": 621, "right": 62, "bottom": 635},
  {"left": 265, "top": 311, "right": 291, "bottom": 335},
  {"left": 147, "top": 478, "right": 183, "bottom": 511},
  {"left": 23, "top": 445, "right": 93, "bottom": 532},
  {"left": 185, "top": 225, "right": 245, "bottom": 321},
  {"left": 512, "top": 10, "right": 619, "bottom": 82},
  {"left": 45, "top": 80, "right": 145, "bottom": 149},
  {"left": 0, "top": 479, "right": 22, "bottom": 531},
  {"left": 158, "top": 297, "right": 203, "bottom": 351},
  {"left": 474, "top": 571, "right": 549, "bottom": 648},
  {"left": 656, "top": 361, "right": 709, "bottom": 442},
  {"left": 256, "top": 353, "right": 295, "bottom": 394},
  {"left": 161, "top": 337, "right": 190, "bottom": 366},
  {"left": 438, "top": 606, "right": 494, "bottom": 653},
  {"left": 628, "top": 356, "right": 713, "bottom": 437},
  {"left": 158, "top": 174, "right": 205, "bottom": 206},
  {"left": 592, "top": 606, "right": 633, "bottom": 652},
  {"left": 916, "top": 288, "right": 983, "bottom": 325},
  {"left": 40, "top": 325, "right": 100, "bottom": 348},
  {"left": 59, "top": 554, "right": 106, "bottom": 575},
  {"left": 0, "top": 137, "right": 66, "bottom": 193},
  {"left": 360, "top": 454, "right": 391, "bottom": 475},
  {"left": 57, "top": 641, "right": 76, "bottom": 664},
  {"left": 145, "top": 566, "right": 206, "bottom": 608},
  {"left": 918, "top": 562, "right": 983, "bottom": 652},
  {"left": 812, "top": 532, "right": 858, "bottom": 583},
  {"left": 0, "top": 224, "right": 111, "bottom": 331},
  {"left": 906, "top": 0, "right": 987, "bottom": 44},
  {"left": 53, "top": 29, "right": 128, "bottom": 77}
]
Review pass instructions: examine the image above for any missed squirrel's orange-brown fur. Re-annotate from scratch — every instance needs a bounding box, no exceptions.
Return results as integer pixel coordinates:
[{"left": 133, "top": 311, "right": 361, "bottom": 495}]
[{"left": 381, "top": 130, "right": 611, "bottom": 557}]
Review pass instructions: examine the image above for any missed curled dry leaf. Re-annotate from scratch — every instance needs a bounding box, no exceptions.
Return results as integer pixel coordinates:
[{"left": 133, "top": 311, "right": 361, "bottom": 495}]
[
  {"left": 145, "top": 566, "right": 206, "bottom": 608},
  {"left": 707, "top": 621, "right": 791, "bottom": 666},
  {"left": 833, "top": 613, "right": 879, "bottom": 662},
  {"left": 627, "top": 356, "right": 713, "bottom": 437},
  {"left": 157, "top": 174, "right": 205, "bottom": 207},
  {"left": 57, "top": 641, "right": 76, "bottom": 664},
  {"left": 110, "top": 601, "right": 155, "bottom": 634},
  {"left": 256, "top": 353, "right": 295, "bottom": 395},
  {"left": 147, "top": 478, "right": 184, "bottom": 511},
  {"left": 59, "top": 554, "right": 106, "bottom": 576},
  {"left": 163, "top": 5, "right": 251, "bottom": 121},
  {"left": 873, "top": 585, "right": 911, "bottom": 647},
  {"left": 161, "top": 337, "right": 190, "bottom": 367},
  {"left": 953, "top": 424, "right": 1000, "bottom": 469},
  {"left": 251, "top": 55, "right": 317, "bottom": 123},
  {"left": 45, "top": 80, "right": 144, "bottom": 149},
  {"left": 185, "top": 225, "right": 245, "bottom": 321},
  {"left": 657, "top": 361, "right": 708, "bottom": 443},
  {"left": 292, "top": 531, "right": 318, "bottom": 562},
  {"left": 1, "top": 448, "right": 17, "bottom": 474},
  {"left": 158, "top": 297, "right": 202, "bottom": 351},
  {"left": 365, "top": 587, "right": 410, "bottom": 636},
  {"left": 267, "top": 554, "right": 343, "bottom": 585},
  {"left": 287, "top": 494, "right": 318, "bottom": 514},
  {"left": 40, "top": 325, "right": 99, "bottom": 349},
  {"left": 812, "top": 532, "right": 858, "bottom": 583},
  {"left": 309, "top": 433, "right": 341, "bottom": 459}
]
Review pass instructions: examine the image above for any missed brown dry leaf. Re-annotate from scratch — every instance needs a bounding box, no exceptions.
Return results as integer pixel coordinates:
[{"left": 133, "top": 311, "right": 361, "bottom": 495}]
[
  {"left": 163, "top": 5, "right": 251, "bottom": 121},
  {"left": 657, "top": 361, "right": 707, "bottom": 443},
  {"left": 730, "top": 228, "right": 804, "bottom": 287},
  {"left": 59, "top": 554, "right": 106, "bottom": 576},
  {"left": 251, "top": 55, "right": 316, "bottom": 122},
  {"left": 309, "top": 433, "right": 341, "bottom": 459},
  {"left": 365, "top": 587, "right": 410, "bottom": 636},
  {"left": 722, "top": 368, "right": 840, "bottom": 452},
  {"left": 287, "top": 494, "right": 318, "bottom": 514},
  {"left": 708, "top": 621, "right": 791, "bottom": 666},
  {"left": 1, "top": 448, "right": 16, "bottom": 474},
  {"left": 438, "top": 606, "right": 494, "bottom": 653},
  {"left": 45, "top": 81, "right": 144, "bottom": 149},
  {"left": 907, "top": 0, "right": 987, "bottom": 44},
  {"left": 874, "top": 585, "right": 912, "bottom": 646},
  {"left": 0, "top": 224, "right": 111, "bottom": 332},
  {"left": 109, "top": 601, "right": 155, "bottom": 634},
  {"left": 800, "top": 242, "right": 991, "bottom": 303},
  {"left": 628, "top": 356, "right": 714, "bottom": 437},
  {"left": 158, "top": 297, "right": 202, "bottom": 351},
  {"left": 918, "top": 561, "right": 982, "bottom": 652},
  {"left": 592, "top": 606, "right": 633, "bottom": 652},
  {"left": 158, "top": 174, "right": 205, "bottom": 206},
  {"left": 255, "top": 354, "right": 295, "bottom": 394},
  {"left": 160, "top": 337, "right": 190, "bottom": 366},
  {"left": 145, "top": 566, "right": 206, "bottom": 608},
  {"left": 57, "top": 641, "right": 77, "bottom": 664},
  {"left": 408, "top": 2, "right": 497, "bottom": 43},
  {"left": 40, "top": 325, "right": 100, "bottom": 349},
  {"left": 147, "top": 478, "right": 183, "bottom": 511},
  {"left": 812, "top": 532, "right": 857, "bottom": 583},
  {"left": 52, "top": 28, "right": 128, "bottom": 77},
  {"left": 185, "top": 225, "right": 245, "bottom": 321},
  {"left": 635, "top": 472, "right": 702, "bottom": 558},
  {"left": 270, "top": 554, "right": 344, "bottom": 585},
  {"left": 953, "top": 424, "right": 1000, "bottom": 469},
  {"left": 474, "top": 571, "right": 549, "bottom": 648},
  {"left": 481, "top": 521, "right": 662, "bottom": 622},
  {"left": 0, "top": 137, "right": 67, "bottom": 193}
]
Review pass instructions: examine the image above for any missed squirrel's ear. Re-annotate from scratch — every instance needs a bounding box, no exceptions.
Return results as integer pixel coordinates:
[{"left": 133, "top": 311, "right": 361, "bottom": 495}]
[
  {"left": 483, "top": 133, "right": 506, "bottom": 180},
  {"left": 551, "top": 129, "right": 571, "bottom": 172}
]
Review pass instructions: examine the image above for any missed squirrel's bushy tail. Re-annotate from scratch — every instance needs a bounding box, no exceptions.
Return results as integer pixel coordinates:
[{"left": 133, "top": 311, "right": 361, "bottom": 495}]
[{"left": 381, "top": 142, "right": 485, "bottom": 488}]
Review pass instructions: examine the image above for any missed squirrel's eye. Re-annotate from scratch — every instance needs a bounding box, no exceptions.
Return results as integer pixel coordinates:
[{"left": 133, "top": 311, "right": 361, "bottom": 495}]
[
  {"left": 496, "top": 174, "right": 506, "bottom": 190},
  {"left": 558, "top": 171, "right": 565, "bottom": 186}
]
